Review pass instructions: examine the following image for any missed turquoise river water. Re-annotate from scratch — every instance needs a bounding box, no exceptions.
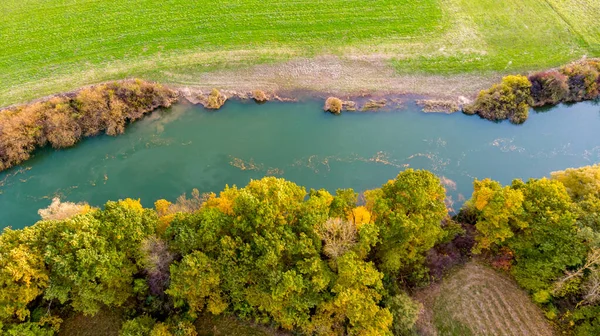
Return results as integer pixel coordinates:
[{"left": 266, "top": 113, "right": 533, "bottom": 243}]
[{"left": 1, "top": 100, "right": 599, "bottom": 229}]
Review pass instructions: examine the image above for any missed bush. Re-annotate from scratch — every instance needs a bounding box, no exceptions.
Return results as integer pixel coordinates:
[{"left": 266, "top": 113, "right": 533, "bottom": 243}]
[
  {"left": 0, "top": 80, "right": 177, "bottom": 172},
  {"left": 251, "top": 90, "right": 267, "bottom": 103},
  {"left": 463, "top": 75, "right": 532, "bottom": 124},
  {"left": 204, "top": 89, "right": 226, "bottom": 109},
  {"left": 561, "top": 60, "right": 600, "bottom": 102},
  {"left": 528, "top": 70, "right": 569, "bottom": 106},
  {"left": 324, "top": 97, "right": 343, "bottom": 114}
]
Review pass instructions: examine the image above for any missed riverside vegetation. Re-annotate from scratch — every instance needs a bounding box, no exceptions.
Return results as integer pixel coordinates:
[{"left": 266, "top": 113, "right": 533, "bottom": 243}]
[
  {"left": 2, "top": 166, "right": 600, "bottom": 335},
  {"left": 0, "top": 80, "right": 177, "bottom": 172},
  {"left": 0, "top": 58, "right": 598, "bottom": 175},
  {"left": 464, "top": 58, "right": 600, "bottom": 124}
]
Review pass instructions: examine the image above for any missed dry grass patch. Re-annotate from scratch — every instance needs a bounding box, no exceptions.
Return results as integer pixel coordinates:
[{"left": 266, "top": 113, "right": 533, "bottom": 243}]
[
  {"left": 415, "top": 262, "right": 554, "bottom": 336},
  {"left": 361, "top": 99, "right": 387, "bottom": 111},
  {"left": 417, "top": 99, "right": 460, "bottom": 113}
]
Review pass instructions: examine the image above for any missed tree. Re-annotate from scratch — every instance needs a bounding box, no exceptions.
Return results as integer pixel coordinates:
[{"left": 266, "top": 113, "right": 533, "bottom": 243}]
[
  {"left": 508, "top": 178, "right": 587, "bottom": 294},
  {"left": 307, "top": 252, "right": 393, "bottom": 335},
  {"left": 561, "top": 60, "right": 600, "bottom": 102},
  {"left": 348, "top": 206, "right": 372, "bottom": 229},
  {"left": 168, "top": 177, "right": 331, "bottom": 331},
  {"left": 167, "top": 251, "right": 227, "bottom": 317},
  {"left": 120, "top": 315, "right": 156, "bottom": 336},
  {"left": 551, "top": 164, "right": 600, "bottom": 201},
  {"left": 0, "top": 228, "right": 48, "bottom": 322},
  {"left": 329, "top": 188, "right": 358, "bottom": 218},
  {"left": 324, "top": 97, "right": 343, "bottom": 114},
  {"left": 2, "top": 322, "right": 54, "bottom": 336},
  {"left": 317, "top": 218, "right": 357, "bottom": 260},
  {"left": 468, "top": 178, "right": 526, "bottom": 252},
  {"left": 38, "top": 197, "right": 93, "bottom": 221},
  {"left": 35, "top": 199, "right": 157, "bottom": 315},
  {"left": 385, "top": 292, "right": 422, "bottom": 336},
  {"left": 141, "top": 236, "right": 174, "bottom": 297},
  {"left": 366, "top": 169, "right": 447, "bottom": 279}
]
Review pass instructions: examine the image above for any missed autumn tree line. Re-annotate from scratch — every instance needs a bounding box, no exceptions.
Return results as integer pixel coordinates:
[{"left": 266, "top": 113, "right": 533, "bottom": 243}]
[
  {"left": 464, "top": 58, "right": 600, "bottom": 124},
  {"left": 0, "top": 80, "right": 178, "bottom": 172},
  {"left": 1, "top": 166, "right": 600, "bottom": 335}
]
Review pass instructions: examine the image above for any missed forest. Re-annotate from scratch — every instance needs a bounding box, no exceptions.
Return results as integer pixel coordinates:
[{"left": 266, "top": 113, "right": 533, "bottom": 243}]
[{"left": 1, "top": 166, "right": 600, "bottom": 335}]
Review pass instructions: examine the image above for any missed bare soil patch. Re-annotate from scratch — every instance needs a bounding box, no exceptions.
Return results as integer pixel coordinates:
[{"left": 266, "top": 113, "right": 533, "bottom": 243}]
[{"left": 169, "top": 55, "right": 498, "bottom": 102}]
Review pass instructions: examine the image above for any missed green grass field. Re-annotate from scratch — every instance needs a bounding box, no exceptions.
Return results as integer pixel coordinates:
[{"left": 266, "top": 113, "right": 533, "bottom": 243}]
[{"left": 0, "top": 0, "right": 599, "bottom": 106}]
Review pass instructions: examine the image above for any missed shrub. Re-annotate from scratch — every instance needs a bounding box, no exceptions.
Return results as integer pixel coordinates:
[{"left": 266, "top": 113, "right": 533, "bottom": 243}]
[
  {"left": 528, "top": 70, "right": 569, "bottom": 106},
  {"left": 42, "top": 98, "right": 82, "bottom": 148},
  {"left": 324, "top": 97, "right": 343, "bottom": 114},
  {"left": 560, "top": 60, "right": 600, "bottom": 102},
  {"left": 0, "top": 80, "right": 177, "bottom": 173},
  {"left": 251, "top": 90, "right": 267, "bottom": 103},
  {"left": 463, "top": 75, "right": 532, "bottom": 124},
  {"left": 204, "top": 89, "right": 226, "bottom": 109}
]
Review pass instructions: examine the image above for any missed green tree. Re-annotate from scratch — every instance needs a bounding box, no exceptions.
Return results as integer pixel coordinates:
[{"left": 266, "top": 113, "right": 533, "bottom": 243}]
[
  {"left": 168, "top": 177, "right": 331, "bottom": 331},
  {"left": 508, "top": 178, "right": 587, "bottom": 294},
  {"left": 35, "top": 199, "right": 156, "bottom": 315},
  {"left": 385, "top": 292, "right": 422, "bottom": 336},
  {"left": 120, "top": 315, "right": 156, "bottom": 336},
  {"left": 308, "top": 252, "right": 393, "bottom": 336},
  {"left": 468, "top": 178, "right": 526, "bottom": 252},
  {"left": 366, "top": 169, "right": 447, "bottom": 280},
  {"left": 167, "top": 251, "right": 227, "bottom": 317},
  {"left": 329, "top": 188, "right": 358, "bottom": 218},
  {"left": 2, "top": 321, "right": 54, "bottom": 336},
  {"left": 0, "top": 228, "right": 48, "bottom": 322}
]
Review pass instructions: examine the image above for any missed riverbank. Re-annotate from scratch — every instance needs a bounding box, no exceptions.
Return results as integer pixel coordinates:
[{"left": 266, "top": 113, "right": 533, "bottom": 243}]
[
  {"left": 1, "top": 57, "right": 599, "bottom": 174},
  {"left": 0, "top": 55, "right": 494, "bottom": 112}
]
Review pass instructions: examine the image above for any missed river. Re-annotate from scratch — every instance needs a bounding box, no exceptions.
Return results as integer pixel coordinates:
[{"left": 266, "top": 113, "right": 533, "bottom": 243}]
[{"left": 0, "top": 100, "right": 599, "bottom": 229}]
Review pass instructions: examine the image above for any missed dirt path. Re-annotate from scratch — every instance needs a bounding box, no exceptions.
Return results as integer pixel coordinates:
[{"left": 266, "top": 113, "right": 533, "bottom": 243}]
[{"left": 168, "top": 55, "right": 498, "bottom": 101}]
